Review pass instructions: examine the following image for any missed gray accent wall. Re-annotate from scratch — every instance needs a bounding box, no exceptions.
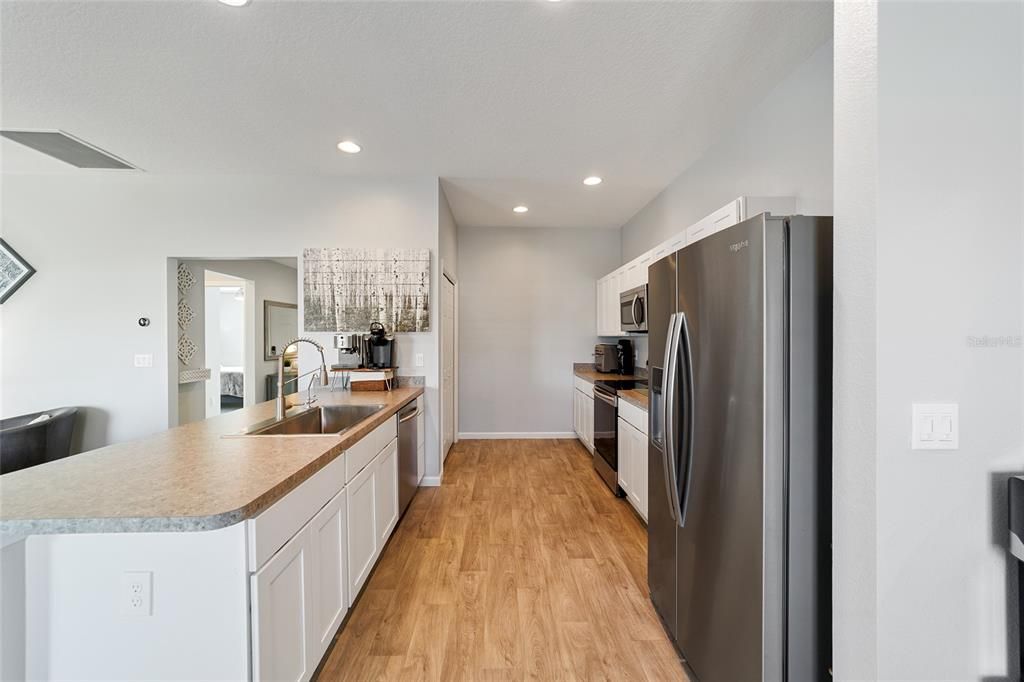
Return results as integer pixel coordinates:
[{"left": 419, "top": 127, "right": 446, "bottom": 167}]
[{"left": 457, "top": 226, "right": 620, "bottom": 436}]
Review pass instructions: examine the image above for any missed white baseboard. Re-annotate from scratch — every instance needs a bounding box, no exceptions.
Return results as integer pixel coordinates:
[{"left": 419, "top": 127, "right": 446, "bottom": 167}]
[
  {"left": 420, "top": 476, "right": 442, "bottom": 487},
  {"left": 457, "top": 432, "right": 576, "bottom": 440}
]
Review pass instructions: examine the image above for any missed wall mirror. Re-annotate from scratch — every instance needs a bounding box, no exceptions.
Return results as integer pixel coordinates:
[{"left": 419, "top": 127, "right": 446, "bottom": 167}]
[{"left": 264, "top": 300, "right": 298, "bottom": 360}]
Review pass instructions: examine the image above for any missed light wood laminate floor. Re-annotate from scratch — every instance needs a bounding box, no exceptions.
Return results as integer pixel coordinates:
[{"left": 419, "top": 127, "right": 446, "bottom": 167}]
[{"left": 318, "top": 438, "right": 687, "bottom": 681}]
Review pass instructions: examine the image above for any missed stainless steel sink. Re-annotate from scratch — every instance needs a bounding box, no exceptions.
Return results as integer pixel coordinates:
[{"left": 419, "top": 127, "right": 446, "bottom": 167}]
[{"left": 240, "top": 404, "right": 386, "bottom": 436}]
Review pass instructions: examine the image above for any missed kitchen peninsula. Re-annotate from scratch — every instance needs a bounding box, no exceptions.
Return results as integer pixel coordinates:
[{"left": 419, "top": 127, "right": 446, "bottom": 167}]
[{"left": 0, "top": 387, "right": 423, "bottom": 681}]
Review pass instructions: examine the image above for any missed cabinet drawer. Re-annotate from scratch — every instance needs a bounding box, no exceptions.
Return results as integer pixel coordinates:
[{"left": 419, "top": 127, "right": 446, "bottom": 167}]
[
  {"left": 574, "top": 376, "right": 594, "bottom": 397},
  {"left": 618, "top": 399, "right": 647, "bottom": 435},
  {"left": 345, "top": 416, "right": 398, "bottom": 483},
  {"left": 247, "top": 451, "right": 346, "bottom": 572}
]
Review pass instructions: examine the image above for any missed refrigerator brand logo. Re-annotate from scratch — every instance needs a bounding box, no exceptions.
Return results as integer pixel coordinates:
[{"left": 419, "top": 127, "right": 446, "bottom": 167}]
[{"left": 729, "top": 239, "right": 750, "bottom": 253}]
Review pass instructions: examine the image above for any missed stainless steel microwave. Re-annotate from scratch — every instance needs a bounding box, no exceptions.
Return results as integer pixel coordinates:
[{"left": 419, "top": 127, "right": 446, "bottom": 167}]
[{"left": 620, "top": 284, "right": 648, "bottom": 332}]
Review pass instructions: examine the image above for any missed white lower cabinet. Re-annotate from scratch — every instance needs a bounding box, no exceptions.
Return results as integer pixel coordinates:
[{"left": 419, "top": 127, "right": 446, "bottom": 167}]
[
  {"left": 251, "top": 525, "right": 315, "bottom": 682},
  {"left": 617, "top": 416, "right": 648, "bottom": 521},
  {"left": 251, "top": 488, "right": 349, "bottom": 682},
  {"left": 572, "top": 383, "right": 595, "bottom": 453},
  {"left": 583, "top": 394, "right": 594, "bottom": 451},
  {"left": 250, "top": 413, "right": 406, "bottom": 682},
  {"left": 375, "top": 439, "right": 399, "bottom": 547},
  {"left": 346, "top": 460, "right": 378, "bottom": 598},
  {"left": 309, "top": 490, "right": 348, "bottom": 662},
  {"left": 347, "top": 436, "right": 400, "bottom": 599}
]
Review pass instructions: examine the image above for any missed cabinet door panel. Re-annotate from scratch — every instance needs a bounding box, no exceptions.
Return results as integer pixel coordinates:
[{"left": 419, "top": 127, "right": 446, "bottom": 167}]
[
  {"left": 347, "top": 463, "right": 377, "bottom": 597},
  {"left": 617, "top": 418, "right": 631, "bottom": 497},
  {"left": 310, "top": 490, "right": 347, "bottom": 663},
  {"left": 583, "top": 396, "right": 594, "bottom": 451},
  {"left": 375, "top": 440, "right": 400, "bottom": 548},
  {"left": 637, "top": 426, "right": 648, "bottom": 520},
  {"left": 251, "top": 528, "right": 312, "bottom": 682}
]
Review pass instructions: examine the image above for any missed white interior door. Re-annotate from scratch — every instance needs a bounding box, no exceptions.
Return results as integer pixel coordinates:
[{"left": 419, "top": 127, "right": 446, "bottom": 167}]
[{"left": 442, "top": 275, "right": 456, "bottom": 460}]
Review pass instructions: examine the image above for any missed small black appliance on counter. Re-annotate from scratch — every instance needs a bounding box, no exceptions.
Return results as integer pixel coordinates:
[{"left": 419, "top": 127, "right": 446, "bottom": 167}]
[
  {"left": 616, "top": 339, "right": 634, "bottom": 375},
  {"left": 361, "top": 322, "right": 396, "bottom": 369}
]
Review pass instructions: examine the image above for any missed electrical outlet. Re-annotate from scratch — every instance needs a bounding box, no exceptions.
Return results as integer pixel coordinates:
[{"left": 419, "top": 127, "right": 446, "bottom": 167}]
[
  {"left": 415, "top": 353, "right": 424, "bottom": 367},
  {"left": 133, "top": 354, "right": 153, "bottom": 368},
  {"left": 121, "top": 571, "right": 152, "bottom": 616}
]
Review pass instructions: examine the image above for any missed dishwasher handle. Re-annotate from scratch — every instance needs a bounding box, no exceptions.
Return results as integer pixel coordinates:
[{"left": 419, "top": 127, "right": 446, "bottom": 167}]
[{"left": 399, "top": 406, "right": 421, "bottom": 423}]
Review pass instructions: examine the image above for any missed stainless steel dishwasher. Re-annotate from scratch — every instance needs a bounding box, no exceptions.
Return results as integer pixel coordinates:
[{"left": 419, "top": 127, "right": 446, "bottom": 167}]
[{"left": 397, "top": 402, "right": 420, "bottom": 516}]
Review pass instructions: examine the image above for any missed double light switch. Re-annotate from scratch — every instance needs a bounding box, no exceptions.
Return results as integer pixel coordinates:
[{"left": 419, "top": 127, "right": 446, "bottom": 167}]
[{"left": 911, "top": 403, "right": 959, "bottom": 450}]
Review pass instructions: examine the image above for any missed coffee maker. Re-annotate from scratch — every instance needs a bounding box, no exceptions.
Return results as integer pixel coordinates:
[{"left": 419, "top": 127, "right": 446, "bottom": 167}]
[
  {"left": 332, "top": 333, "right": 362, "bottom": 369},
  {"left": 361, "top": 322, "right": 396, "bottom": 369},
  {"left": 616, "top": 339, "right": 634, "bottom": 375}
]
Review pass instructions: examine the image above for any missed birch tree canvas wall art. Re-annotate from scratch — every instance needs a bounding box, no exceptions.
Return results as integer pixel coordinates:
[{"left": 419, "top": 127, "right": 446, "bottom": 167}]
[{"left": 303, "top": 248, "right": 430, "bottom": 332}]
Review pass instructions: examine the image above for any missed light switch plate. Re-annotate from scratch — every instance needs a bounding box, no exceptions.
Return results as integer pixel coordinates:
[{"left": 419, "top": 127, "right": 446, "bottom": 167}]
[
  {"left": 911, "top": 403, "right": 958, "bottom": 450},
  {"left": 134, "top": 354, "right": 153, "bottom": 368}
]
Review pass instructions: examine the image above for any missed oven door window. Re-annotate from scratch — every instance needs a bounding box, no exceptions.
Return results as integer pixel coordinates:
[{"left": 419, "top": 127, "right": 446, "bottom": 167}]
[
  {"left": 593, "top": 393, "right": 618, "bottom": 470},
  {"left": 621, "top": 298, "right": 636, "bottom": 327}
]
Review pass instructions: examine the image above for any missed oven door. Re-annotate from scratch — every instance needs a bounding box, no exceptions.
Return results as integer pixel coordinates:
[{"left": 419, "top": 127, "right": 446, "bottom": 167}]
[
  {"left": 593, "top": 389, "right": 618, "bottom": 471},
  {"left": 620, "top": 286, "right": 648, "bottom": 332}
]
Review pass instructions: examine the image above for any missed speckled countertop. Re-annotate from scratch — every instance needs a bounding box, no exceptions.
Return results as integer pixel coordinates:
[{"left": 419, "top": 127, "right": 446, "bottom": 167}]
[
  {"left": 618, "top": 389, "right": 649, "bottom": 411},
  {"left": 0, "top": 387, "right": 422, "bottom": 539}
]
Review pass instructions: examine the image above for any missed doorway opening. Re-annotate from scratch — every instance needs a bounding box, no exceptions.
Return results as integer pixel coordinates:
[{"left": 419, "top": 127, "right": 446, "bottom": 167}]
[
  {"left": 168, "top": 257, "right": 298, "bottom": 427},
  {"left": 205, "top": 271, "right": 251, "bottom": 417},
  {"left": 441, "top": 269, "right": 458, "bottom": 462}
]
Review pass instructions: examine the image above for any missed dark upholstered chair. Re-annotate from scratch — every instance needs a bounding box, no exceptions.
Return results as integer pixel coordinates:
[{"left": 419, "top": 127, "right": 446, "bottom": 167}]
[{"left": 0, "top": 407, "right": 79, "bottom": 474}]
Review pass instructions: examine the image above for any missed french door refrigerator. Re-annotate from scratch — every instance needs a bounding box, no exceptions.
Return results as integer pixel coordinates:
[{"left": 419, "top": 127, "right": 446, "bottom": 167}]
[{"left": 647, "top": 213, "right": 832, "bottom": 682}]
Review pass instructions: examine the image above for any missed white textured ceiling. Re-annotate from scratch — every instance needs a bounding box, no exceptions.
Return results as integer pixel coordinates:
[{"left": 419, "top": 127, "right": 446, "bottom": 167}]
[{"left": 0, "top": 1, "right": 832, "bottom": 229}]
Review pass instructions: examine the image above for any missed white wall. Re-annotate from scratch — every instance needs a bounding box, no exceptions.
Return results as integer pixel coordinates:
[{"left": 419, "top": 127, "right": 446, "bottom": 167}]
[
  {"left": 23, "top": 525, "right": 249, "bottom": 680},
  {"left": 439, "top": 183, "right": 458, "bottom": 278},
  {"left": 457, "top": 226, "right": 620, "bottom": 436},
  {"left": 834, "top": 2, "right": 1024, "bottom": 680},
  {"left": 619, "top": 39, "right": 834, "bottom": 263},
  {"left": 619, "top": 38, "right": 834, "bottom": 371},
  {"left": 0, "top": 174, "right": 441, "bottom": 479},
  {"left": 873, "top": 2, "right": 1023, "bottom": 679},
  {"left": 832, "top": 2, "right": 878, "bottom": 679}
]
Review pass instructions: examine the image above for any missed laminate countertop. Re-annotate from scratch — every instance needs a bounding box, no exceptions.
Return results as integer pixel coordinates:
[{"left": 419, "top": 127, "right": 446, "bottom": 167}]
[
  {"left": 0, "top": 387, "right": 422, "bottom": 539},
  {"left": 618, "top": 389, "right": 649, "bottom": 411},
  {"left": 572, "top": 363, "right": 647, "bottom": 384}
]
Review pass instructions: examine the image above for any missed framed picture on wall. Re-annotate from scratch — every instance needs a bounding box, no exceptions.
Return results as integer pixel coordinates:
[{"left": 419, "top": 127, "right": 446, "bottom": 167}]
[{"left": 0, "top": 238, "right": 36, "bottom": 304}]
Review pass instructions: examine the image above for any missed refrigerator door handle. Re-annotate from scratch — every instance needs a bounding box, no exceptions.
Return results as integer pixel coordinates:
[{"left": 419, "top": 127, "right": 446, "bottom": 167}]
[
  {"left": 661, "top": 313, "right": 680, "bottom": 523},
  {"left": 677, "top": 311, "right": 696, "bottom": 527}
]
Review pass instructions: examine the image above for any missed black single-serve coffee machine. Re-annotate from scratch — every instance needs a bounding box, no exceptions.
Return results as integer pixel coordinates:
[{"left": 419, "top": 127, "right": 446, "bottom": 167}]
[
  {"left": 361, "top": 322, "right": 396, "bottom": 369},
  {"left": 616, "top": 338, "right": 634, "bottom": 375}
]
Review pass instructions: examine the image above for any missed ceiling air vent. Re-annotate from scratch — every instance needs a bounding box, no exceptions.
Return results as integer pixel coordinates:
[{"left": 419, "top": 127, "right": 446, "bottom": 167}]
[{"left": 0, "top": 130, "right": 139, "bottom": 170}]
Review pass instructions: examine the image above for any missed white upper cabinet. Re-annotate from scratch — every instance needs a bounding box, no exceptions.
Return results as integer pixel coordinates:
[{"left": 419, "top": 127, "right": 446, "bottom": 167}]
[
  {"left": 686, "top": 199, "right": 741, "bottom": 244},
  {"left": 596, "top": 272, "right": 625, "bottom": 337},
  {"left": 687, "top": 196, "right": 797, "bottom": 245},
  {"left": 597, "top": 197, "right": 796, "bottom": 335}
]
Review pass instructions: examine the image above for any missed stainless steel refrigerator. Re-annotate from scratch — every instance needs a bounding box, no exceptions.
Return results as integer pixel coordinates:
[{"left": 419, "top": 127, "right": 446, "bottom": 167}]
[{"left": 647, "top": 213, "right": 832, "bottom": 681}]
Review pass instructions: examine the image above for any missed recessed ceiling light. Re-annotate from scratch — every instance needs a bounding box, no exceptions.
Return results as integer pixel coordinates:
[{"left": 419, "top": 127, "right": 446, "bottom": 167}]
[
  {"left": 217, "top": 0, "right": 250, "bottom": 6},
  {"left": 336, "top": 140, "right": 362, "bottom": 154},
  {"left": 513, "top": 206, "right": 529, "bottom": 214},
  {"left": 583, "top": 176, "right": 603, "bottom": 186}
]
